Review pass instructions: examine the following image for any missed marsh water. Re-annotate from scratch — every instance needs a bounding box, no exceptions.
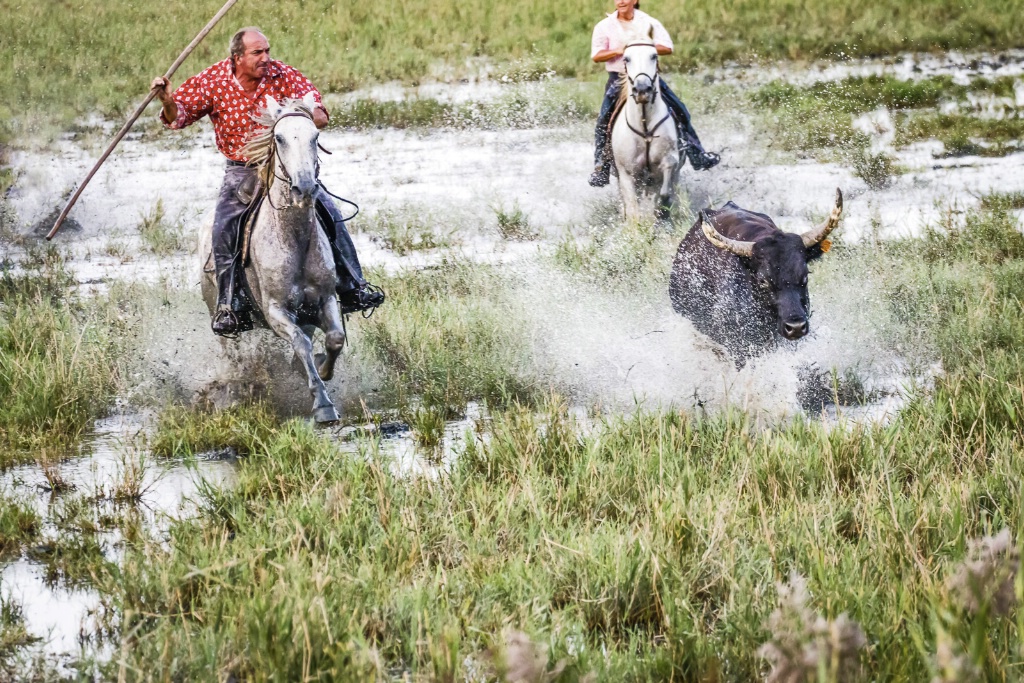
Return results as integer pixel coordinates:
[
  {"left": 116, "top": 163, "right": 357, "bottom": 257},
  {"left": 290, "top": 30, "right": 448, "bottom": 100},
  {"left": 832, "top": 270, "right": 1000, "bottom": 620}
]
[{"left": 3, "top": 49, "right": 1024, "bottom": 669}]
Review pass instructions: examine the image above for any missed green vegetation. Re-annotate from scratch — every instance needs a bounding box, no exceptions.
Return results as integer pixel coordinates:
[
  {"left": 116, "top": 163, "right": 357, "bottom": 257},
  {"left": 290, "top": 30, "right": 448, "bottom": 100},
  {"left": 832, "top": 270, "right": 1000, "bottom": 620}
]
[
  {"left": 149, "top": 402, "right": 281, "bottom": 458},
  {"left": 137, "top": 199, "right": 187, "bottom": 255},
  {"left": 0, "top": 248, "right": 120, "bottom": 466},
  {"left": 980, "top": 190, "right": 1024, "bottom": 211},
  {"left": 356, "top": 261, "right": 539, "bottom": 415},
  {"left": 361, "top": 207, "right": 456, "bottom": 255},
  {"left": 755, "top": 72, "right": 1024, "bottom": 165},
  {"left": 896, "top": 113, "right": 1024, "bottom": 157},
  {"left": 0, "top": 496, "right": 40, "bottom": 555},
  {"left": 329, "top": 90, "right": 592, "bottom": 131},
  {"left": 494, "top": 201, "right": 537, "bottom": 241},
  {"left": 0, "top": 200, "right": 1023, "bottom": 678},
  {"left": 6, "top": 0, "right": 1024, "bottom": 143}
]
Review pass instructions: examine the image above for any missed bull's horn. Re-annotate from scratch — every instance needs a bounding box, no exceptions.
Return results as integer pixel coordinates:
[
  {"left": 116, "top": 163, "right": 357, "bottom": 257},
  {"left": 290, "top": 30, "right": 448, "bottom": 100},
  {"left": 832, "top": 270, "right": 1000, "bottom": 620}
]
[
  {"left": 801, "top": 188, "right": 844, "bottom": 248},
  {"left": 700, "top": 211, "right": 755, "bottom": 258}
]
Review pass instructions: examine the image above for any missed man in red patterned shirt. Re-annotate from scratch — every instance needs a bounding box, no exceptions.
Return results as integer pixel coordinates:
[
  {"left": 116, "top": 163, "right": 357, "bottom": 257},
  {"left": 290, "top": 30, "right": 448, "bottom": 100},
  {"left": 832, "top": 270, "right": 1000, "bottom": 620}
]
[{"left": 152, "top": 27, "right": 382, "bottom": 336}]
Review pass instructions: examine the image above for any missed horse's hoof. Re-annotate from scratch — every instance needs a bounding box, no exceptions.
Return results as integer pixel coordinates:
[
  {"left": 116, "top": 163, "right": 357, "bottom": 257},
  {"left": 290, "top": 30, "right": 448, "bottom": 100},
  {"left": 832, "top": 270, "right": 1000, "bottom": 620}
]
[{"left": 313, "top": 405, "right": 340, "bottom": 425}]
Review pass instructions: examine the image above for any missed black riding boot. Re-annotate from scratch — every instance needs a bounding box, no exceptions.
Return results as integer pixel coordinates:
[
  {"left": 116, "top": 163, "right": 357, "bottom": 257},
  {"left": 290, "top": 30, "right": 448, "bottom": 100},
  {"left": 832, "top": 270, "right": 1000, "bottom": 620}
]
[
  {"left": 212, "top": 265, "right": 239, "bottom": 337},
  {"left": 590, "top": 73, "right": 622, "bottom": 187},
  {"left": 315, "top": 191, "right": 385, "bottom": 315}
]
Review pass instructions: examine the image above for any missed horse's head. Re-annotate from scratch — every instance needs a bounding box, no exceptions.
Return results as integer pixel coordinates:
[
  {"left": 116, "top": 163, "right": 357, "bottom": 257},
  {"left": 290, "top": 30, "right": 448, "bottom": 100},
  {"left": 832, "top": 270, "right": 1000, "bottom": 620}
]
[
  {"left": 623, "top": 43, "right": 659, "bottom": 105},
  {"left": 249, "top": 93, "right": 320, "bottom": 208}
]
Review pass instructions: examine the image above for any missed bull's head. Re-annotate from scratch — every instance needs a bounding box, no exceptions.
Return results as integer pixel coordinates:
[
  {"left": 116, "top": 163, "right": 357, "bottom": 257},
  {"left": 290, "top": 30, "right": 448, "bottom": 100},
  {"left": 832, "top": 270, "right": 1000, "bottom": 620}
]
[{"left": 700, "top": 189, "right": 843, "bottom": 341}]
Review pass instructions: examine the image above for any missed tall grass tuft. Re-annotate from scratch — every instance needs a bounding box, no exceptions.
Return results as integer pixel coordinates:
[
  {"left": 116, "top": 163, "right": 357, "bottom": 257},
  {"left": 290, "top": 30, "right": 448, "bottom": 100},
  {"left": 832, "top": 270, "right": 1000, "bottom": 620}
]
[
  {"left": 0, "top": 247, "right": 119, "bottom": 467},
  {"left": 357, "top": 260, "right": 540, "bottom": 414}
]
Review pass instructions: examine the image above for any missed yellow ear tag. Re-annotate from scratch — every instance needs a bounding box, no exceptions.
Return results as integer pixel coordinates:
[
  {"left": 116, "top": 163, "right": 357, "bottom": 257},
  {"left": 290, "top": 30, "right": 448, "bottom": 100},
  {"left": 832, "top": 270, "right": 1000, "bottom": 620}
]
[{"left": 820, "top": 239, "right": 832, "bottom": 253}]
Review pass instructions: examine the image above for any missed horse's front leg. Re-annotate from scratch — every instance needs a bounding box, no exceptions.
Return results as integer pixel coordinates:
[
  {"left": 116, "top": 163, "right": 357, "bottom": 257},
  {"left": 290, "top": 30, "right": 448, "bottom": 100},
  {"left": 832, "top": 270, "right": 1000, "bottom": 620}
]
[
  {"left": 315, "top": 295, "right": 346, "bottom": 382},
  {"left": 655, "top": 155, "right": 679, "bottom": 223},
  {"left": 265, "top": 302, "right": 340, "bottom": 424},
  {"left": 616, "top": 164, "right": 641, "bottom": 222}
]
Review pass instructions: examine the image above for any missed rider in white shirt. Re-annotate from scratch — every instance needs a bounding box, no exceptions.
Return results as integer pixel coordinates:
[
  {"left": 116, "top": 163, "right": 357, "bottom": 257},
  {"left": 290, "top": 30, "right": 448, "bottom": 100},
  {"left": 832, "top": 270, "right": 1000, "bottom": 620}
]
[{"left": 589, "top": 0, "right": 720, "bottom": 186}]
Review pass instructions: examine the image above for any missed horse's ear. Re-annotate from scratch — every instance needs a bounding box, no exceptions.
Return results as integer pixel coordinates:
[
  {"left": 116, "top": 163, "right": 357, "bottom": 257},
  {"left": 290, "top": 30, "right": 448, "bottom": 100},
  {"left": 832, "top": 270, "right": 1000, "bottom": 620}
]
[
  {"left": 302, "top": 92, "right": 317, "bottom": 111},
  {"left": 263, "top": 95, "right": 282, "bottom": 117}
]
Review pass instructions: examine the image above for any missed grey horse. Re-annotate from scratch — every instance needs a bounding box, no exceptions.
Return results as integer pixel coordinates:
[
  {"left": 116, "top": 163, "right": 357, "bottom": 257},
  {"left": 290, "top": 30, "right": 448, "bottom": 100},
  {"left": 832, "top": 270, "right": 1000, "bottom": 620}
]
[
  {"left": 611, "top": 42, "right": 681, "bottom": 222},
  {"left": 199, "top": 94, "right": 347, "bottom": 423}
]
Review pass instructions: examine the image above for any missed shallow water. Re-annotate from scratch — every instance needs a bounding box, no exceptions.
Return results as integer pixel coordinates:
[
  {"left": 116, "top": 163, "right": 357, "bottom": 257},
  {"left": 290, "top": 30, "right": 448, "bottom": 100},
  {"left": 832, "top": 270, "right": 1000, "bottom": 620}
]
[{"left": 0, "top": 413, "right": 236, "bottom": 670}]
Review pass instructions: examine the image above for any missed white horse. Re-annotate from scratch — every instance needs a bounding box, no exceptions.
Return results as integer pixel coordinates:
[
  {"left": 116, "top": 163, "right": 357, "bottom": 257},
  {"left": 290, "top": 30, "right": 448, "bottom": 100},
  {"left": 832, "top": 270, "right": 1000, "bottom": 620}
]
[
  {"left": 199, "top": 94, "right": 347, "bottom": 423},
  {"left": 610, "top": 43, "right": 681, "bottom": 222}
]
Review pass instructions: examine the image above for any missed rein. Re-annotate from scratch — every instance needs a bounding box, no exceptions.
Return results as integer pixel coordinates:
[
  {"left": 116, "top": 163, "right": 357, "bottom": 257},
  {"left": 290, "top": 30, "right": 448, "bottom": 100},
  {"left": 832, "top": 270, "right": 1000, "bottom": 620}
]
[{"left": 622, "top": 46, "right": 671, "bottom": 172}]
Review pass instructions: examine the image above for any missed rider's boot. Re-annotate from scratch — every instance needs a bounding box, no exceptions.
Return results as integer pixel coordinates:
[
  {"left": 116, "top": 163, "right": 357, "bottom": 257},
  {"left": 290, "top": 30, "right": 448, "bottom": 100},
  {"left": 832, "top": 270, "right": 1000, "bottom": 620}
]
[
  {"left": 329, "top": 239, "right": 386, "bottom": 315},
  {"left": 590, "top": 77, "right": 619, "bottom": 188},
  {"left": 212, "top": 265, "right": 239, "bottom": 337},
  {"left": 589, "top": 160, "right": 611, "bottom": 187},
  {"left": 315, "top": 197, "right": 386, "bottom": 315}
]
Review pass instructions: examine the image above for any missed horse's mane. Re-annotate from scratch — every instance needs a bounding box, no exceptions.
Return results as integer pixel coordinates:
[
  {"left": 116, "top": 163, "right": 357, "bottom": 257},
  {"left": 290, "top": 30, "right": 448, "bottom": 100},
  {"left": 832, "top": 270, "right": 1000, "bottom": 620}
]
[{"left": 242, "top": 99, "right": 315, "bottom": 186}]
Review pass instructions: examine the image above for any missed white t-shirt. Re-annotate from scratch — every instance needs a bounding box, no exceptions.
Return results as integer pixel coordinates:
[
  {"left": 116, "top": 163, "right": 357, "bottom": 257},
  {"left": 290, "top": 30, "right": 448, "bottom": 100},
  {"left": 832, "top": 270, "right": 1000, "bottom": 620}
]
[{"left": 591, "top": 10, "right": 674, "bottom": 73}]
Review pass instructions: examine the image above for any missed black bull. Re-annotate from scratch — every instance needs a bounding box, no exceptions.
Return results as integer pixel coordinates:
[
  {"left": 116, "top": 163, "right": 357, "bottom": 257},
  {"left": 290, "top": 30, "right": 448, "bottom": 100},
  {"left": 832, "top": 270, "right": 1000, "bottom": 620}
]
[{"left": 669, "top": 189, "right": 844, "bottom": 365}]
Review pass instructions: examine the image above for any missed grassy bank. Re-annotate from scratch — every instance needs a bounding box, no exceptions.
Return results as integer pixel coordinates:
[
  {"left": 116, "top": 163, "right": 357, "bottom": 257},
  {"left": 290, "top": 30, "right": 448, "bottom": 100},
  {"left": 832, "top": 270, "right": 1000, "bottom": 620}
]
[
  {"left": 0, "top": 248, "right": 121, "bottom": 467},
  {"left": 58, "top": 201, "right": 1020, "bottom": 680},
  {"left": 5, "top": 0, "right": 1024, "bottom": 142}
]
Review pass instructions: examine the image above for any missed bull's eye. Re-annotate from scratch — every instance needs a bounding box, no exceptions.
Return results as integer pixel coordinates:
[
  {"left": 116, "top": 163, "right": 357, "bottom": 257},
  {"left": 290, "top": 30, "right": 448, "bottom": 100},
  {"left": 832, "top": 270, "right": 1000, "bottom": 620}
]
[
  {"left": 275, "top": 133, "right": 283, "bottom": 143},
  {"left": 651, "top": 55, "right": 657, "bottom": 61},
  {"left": 623, "top": 56, "right": 630, "bottom": 64}
]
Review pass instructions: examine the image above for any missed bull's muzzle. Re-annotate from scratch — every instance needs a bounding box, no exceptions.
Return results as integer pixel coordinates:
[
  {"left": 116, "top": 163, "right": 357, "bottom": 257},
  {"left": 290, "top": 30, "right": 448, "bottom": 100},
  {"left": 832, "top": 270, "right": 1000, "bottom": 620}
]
[{"left": 781, "top": 317, "right": 809, "bottom": 340}]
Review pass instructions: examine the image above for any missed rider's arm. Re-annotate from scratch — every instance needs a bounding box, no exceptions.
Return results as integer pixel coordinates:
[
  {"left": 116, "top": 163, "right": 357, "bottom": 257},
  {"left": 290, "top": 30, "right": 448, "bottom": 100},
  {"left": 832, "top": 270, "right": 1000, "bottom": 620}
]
[
  {"left": 153, "top": 69, "right": 213, "bottom": 129},
  {"left": 655, "top": 44, "right": 673, "bottom": 56},
  {"left": 593, "top": 48, "right": 624, "bottom": 63}
]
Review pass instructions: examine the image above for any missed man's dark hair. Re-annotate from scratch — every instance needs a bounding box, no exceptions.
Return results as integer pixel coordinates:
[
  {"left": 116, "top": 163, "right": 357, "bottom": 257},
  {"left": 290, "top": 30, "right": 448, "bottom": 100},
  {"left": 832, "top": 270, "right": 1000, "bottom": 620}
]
[{"left": 229, "top": 26, "right": 264, "bottom": 62}]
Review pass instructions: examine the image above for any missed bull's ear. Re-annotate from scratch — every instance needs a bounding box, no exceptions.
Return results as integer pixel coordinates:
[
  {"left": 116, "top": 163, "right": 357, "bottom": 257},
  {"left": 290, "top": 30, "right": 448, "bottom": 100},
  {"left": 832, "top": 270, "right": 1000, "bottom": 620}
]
[{"left": 805, "top": 238, "right": 832, "bottom": 261}]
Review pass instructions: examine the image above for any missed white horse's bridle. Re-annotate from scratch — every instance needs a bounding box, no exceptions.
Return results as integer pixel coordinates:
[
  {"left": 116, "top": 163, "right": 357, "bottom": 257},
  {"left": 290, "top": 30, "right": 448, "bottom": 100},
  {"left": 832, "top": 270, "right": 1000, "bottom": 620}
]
[
  {"left": 622, "top": 43, "right": 673, "bottom": 171},
  {"left": 263, "top": 111, "right": 320, "bottom": 210}
]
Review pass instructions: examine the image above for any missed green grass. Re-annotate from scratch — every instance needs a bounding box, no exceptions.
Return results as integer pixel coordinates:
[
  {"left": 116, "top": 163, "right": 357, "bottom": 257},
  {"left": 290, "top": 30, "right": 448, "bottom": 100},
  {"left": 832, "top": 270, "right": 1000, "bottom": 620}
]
[
  {"left": 137, "top": 199, "right": 187, "bottom": 255},
  {"left": 6, "top": 0, "right": 1024, "bottom": 143},
  {"left": 754, "top": 74, "right": 1024, "bottom": 161},
  {"left": 0, "top": 495, "right": 40, "bottom": 556},
  {"left": 0, "top": 247, "right": 121, "bottom": 466},
  {"left": 149, "top": 402, "right": 282, "bottom": 458},
  {"left": 356, "top": 260, "right": 541, "bottom": 415},
  {"left": 493, "top": 201, "right": 537, "bottom": 241},
  {"left": 896, "top": 112, "right": 1024, "bottom": 157},
  {"left": 360, "top": 207, "right": 456, "bottom": 255},
  {"left": 329, "top": 90, "right": 592, "bottom": 131}
]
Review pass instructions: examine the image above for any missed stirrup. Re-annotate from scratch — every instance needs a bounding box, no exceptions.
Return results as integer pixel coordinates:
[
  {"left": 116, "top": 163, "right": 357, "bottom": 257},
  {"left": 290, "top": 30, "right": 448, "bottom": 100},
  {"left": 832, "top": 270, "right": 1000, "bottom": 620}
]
[
  {"left": 212, "top": 307, "right": 240, "bottom": 339},
  {"left": 339, "top": 283, "right": 386, "bottom": 318}
]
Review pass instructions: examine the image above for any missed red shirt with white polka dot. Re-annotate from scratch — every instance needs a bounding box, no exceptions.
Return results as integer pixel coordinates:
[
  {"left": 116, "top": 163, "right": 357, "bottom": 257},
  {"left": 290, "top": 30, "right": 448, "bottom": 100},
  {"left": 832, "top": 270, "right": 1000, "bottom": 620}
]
[{"left": 160, "top": 58, "right": 327, "bottom": 162}]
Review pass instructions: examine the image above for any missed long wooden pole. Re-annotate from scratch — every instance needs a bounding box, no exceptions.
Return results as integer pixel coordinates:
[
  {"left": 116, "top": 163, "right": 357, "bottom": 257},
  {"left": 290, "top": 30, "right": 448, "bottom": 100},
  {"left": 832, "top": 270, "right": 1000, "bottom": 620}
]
[{"left": 46, "top": 0, "right": 241, "bottom": 241}]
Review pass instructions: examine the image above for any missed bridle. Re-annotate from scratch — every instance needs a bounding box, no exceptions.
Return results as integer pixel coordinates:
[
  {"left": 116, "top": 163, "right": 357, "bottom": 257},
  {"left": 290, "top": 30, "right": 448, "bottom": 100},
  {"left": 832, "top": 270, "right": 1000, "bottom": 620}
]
[
  {"left": 622, "top": 42, "right": 673, "bottom": 172},
  {"left": 263, "top": 111, "right": 320, "bottom": 210}
]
